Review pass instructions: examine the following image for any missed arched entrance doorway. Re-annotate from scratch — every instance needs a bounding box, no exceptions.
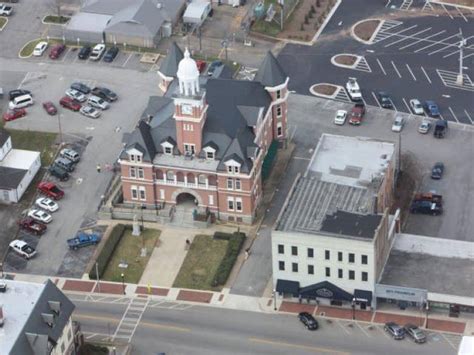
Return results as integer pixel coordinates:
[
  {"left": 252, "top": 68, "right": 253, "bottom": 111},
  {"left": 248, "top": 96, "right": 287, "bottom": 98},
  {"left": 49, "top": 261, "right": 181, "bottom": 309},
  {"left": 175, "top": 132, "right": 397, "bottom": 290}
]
[{"left": 176, "top": 192, "right": 198, "bottom": 206}]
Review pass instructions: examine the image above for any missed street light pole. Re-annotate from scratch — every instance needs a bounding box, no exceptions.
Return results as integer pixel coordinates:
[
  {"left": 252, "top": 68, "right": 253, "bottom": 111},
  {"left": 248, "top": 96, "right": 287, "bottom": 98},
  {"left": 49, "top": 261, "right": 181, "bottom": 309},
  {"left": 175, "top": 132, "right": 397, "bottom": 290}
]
[
  {"left": 57, "top": 110, "right": 63, "bottom": 146},
  {"left": 273, "top": 289, "right": 277, "bottom": 311},
  {"left": 121, "top": 273, "right": 125, "bottom": 294},
  {"left": 457, "top": 28, "right": 466, "bottom": 85}
]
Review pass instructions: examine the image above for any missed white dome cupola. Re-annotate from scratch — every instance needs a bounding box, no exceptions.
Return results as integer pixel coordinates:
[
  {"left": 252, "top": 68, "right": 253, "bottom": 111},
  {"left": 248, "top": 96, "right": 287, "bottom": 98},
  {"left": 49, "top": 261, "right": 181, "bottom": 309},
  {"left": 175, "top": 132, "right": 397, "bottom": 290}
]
[{"left": 177, "top": 48, "right": 200, "bottom": 96}]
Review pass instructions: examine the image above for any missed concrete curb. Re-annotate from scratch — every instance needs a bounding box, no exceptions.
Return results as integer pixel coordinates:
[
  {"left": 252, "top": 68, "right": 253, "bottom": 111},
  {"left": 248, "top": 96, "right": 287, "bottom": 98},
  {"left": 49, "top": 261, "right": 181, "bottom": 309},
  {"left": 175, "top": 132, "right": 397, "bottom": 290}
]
[
  {"left": 351, "top": 19, "right": 383, "bottom": 45},
  {"left": 309, "top": 83, "right": 341, "bottom": 99},
  {"left": 330, "top": 54, "right": 360, "bottom": 70},
  {"left": 0, "top": 17, "right": 8, "bottom": 32},
  {"left": 41, "top": 15, "right": 70, "bottom": 26},
  {"left": 310, "top": 0, "right": 342, "bottom": 45},
  {"left": 18, "top": 38, "right": 42, "bottom": 59}
]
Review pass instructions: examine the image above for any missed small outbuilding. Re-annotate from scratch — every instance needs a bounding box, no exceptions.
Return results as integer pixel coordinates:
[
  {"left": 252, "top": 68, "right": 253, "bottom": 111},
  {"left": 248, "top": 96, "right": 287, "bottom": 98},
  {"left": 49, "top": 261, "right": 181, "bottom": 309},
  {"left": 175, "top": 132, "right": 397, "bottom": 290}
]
[{"left": 183, "top": 1, "right": 211, "bottom": 25}]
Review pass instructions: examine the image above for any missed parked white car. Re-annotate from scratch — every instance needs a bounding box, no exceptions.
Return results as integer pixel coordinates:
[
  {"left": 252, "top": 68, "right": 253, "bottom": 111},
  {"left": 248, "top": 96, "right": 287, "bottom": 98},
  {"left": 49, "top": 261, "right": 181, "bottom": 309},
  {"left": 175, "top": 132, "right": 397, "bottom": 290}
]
[
  {"left": 36, "top": 197, "right": 59, "bottom": 212},
  {"left": 410, "top": 99, "right": 424, "bottom": 115},
  {"left": 89, "top": 44, "right": 106, "bottom": 61},
  {"left": 80, "top": 105, "right": 101, "bottom": 119},
  {"left": 88, "top": 95, "right": 109, "bottom": 110},
  {"left": 28, "top": 209, "right": 52, "bottom": 223},
  {"left": 334, "top": 110, "right": 347, "bottom": 125},
  {"left": 418, "top": 119, "right": 432, "bottom": 134},
  {"left": 33, "top": 41, "right": 49, "bottom": 56},
  {"left": 65, "top": 89, "right": 87, "bottom": 102},
  {"left": 391, "top": 116, "right": 405, "bottom": 132}
]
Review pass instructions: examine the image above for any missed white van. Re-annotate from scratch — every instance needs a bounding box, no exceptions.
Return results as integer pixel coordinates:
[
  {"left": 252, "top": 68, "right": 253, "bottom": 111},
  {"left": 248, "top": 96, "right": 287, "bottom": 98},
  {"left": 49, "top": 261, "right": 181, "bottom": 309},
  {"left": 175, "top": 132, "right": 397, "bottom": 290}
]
[{"left": 9, "top": 94, "right": 34, "bottom": 109}]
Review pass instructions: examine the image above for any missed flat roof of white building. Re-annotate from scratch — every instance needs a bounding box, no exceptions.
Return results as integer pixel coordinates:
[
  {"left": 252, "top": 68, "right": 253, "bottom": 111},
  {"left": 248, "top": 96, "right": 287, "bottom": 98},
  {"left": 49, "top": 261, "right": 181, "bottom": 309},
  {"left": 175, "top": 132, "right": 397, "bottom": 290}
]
[
  {"left": 0, "top": 280, "right": 44, "bottom": 354},
  {"left": 0, "top": 149, "right": 39, "bottom": 170}
]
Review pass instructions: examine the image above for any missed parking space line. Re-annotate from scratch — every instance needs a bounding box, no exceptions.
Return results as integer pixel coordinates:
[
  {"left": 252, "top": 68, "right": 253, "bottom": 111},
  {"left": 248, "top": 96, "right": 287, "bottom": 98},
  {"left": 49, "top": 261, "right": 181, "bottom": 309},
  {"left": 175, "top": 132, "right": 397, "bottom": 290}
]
[
  {"left": 421, "top": 66, "right": 432, "bottom": 84},
  {"left": 355, "top": 322, "right": 372, "bottom": 337},
  {"left": 376, "top": 58, "right": 387, "bottom": 75},
  {"left": 391, "top": 24, "right": 418, "bottom": 36},
  {"left": 371, "top": 92, "right": 381, "bottom": 107},
  {"left": 439, "top": 113, "right": 445, "bottom": 120},
  {"left": 384, "top": 27, "right": 433, "bottom": 48},
  {"left": 464, "top": 110, "right": 473, "bottom": 124},
  {"left": 463, "top": 52, "right": 474, "bottom": 60},
  {"left": 377, "top": 325, "right": 392, "bottom": 339},
  {"left": 428, "top": 43, "right": 457, "bottom": 56},
  {"left": 440, "top": 4, "right": 454, "bottom": 19},
  {"left": 406, "top": 64, "right": 417, "bottom": 81},
  {"left": 391, "top": 61, "right": 402, "bottom": 78},
  {"left": 448, "top": 107, "right": 459, "bottom": 123},
  {"left": 414, "top": 33, "right": 461, "bottom": 52},
  {"left": 398, "top": 30, "right": 446, "bottom": 50},
  {"left": 60, "top": 48, "right": 72, "bottom": 63},
  {"left": 442, "top": 49, "right": 460, "bottom": 58},
  {"left": 455, "top": 6, "right": 468, "bottom": 22},
  {"left": 122, "top": 53, "right": 133, "bottom": 68},
  {"left": 335, "top": 320, "right": 351, "bottom": 335},
  {"left": 402, "top": 98, "right": 411, "bottom": 113},
  {"left": 441, "top": 333, "right": 458, "bottom": 350}
]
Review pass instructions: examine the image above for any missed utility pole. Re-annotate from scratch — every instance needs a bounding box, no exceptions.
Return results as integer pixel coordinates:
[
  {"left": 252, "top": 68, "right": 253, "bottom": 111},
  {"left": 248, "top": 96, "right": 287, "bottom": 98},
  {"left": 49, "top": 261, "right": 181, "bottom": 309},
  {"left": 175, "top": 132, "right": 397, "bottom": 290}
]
[
  {"left": 95, "top": 262, "right": 100, "bottom": 293},
  {"left": 57, "top": 110, "right": 63, "bottom": 146},
  {"left": 279, "top": 0, "right": 285, "bottom": 31},
  {"left": 457, "top": 28, "right": 466, "bottom": 85}
]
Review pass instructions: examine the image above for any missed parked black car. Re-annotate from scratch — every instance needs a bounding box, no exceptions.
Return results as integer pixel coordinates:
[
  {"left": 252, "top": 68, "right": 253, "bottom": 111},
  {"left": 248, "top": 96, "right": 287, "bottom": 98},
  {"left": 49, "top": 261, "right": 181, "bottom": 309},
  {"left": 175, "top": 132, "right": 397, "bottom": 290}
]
[
  {"left": 207, "top": 60, "right": 223, "bottom": 76},
  {"left": 434, "top": 119, "right": 448, "bottom": 138},
  {"left": 410, "top": 200, "right": 442, "bottom": 215},
  {"left": 298, "top": 312, "right": 318, "bottom": 331},
  {"left": 48, "top": 164, "right": 69, "bottom": 181},
  {"left": 91, "top": 86, "right": 118, "bottom": 102},
  {"left": 78, "top": 46, "right": 92, "bottom": 60},
  {"left": 103, "top": 47, "right": 119, "bottom": 62},
  {"left": 377, "top": 91, "right": 393, "bottom": 109},
  {"left": 9, "top": 89, "right": 32, "bottom": 101},
  {"left": 431, "top": 162, "right": 444, "bottom": 180},
  {"left": 70, "top": 82, "right": 91, "bottom": 95},
  {"left": 384, "top": 322, "right": 405, "bottom": 340},
  {"left": 404, "top": 324, "right": 426, "bottom": 343}
]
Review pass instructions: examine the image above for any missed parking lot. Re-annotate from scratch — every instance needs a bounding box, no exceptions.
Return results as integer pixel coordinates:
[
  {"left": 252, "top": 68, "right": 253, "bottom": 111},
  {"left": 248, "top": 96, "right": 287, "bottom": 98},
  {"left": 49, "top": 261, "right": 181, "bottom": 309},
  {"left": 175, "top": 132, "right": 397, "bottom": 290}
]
[
  {"left": 0, "top": 55, "right": 158, "bottom": 276},
  {"left": 278, "top": 0, "right": 473, "bottom": 124}
]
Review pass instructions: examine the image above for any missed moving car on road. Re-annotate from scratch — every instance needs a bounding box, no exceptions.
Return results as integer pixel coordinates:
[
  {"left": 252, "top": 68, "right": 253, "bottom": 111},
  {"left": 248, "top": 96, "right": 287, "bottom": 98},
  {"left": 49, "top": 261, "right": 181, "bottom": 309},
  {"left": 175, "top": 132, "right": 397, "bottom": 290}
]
[
  {"left": 60, "top": 96, "right": 81, "bottom": 111},
  {"left": 346, "top": 77, "right": 362, "bottom": 101},
  {"left": 19, "top": 217, "right": 47, "bottom": 236},
  {"left": 349, "top": 103, "right": 365, "bottom": 125},
  {"left": 384, "top": 322, "right": 405, "bottom": 340},
  {"left": 90, "top": 44, "right": 106, "bottom": 61},
  {"left": 334, "top": 110, "right": 347, "bottom": 125},
  {"left": 28, "top": 209, "right": 52, "bottom": 224},
  {"left": 71, "top": 82, "right": 91, "bottom": 94},
  {"left": 298, "top": 312, "right": 318, "bottom": 330},
  {"left": 431, "top": 162, "right": 444, "bottom": 180},
  {"left": 33, "top": 41, "right": 48, "bottom": 56},
  {"left": 49, "top": 44, "right": 66, "bottom": 59},
  {"left": 391, "top": 116, "right": 405, "bottom": 132},
  {"left": 377, "top": 91, "right": 393, "bottom": 109},
  {"left": 103, "top": 46, "right": 119, "bottom": 62},
  {"left": 38, "top": 181, "right": 64, "bottom": 200},
  {"left": 410, "top": 99, "right": 424, "bottom": 115},
  {"left": 91, "top": 86, "right": 117, "bottom": 102},
  {"left": 418, "top": 119, "right": 431, "bottom": 134},
  {"left": 3, "top": 108, "right": 26, "bottom": 122},
  {"left": 67, "top": 232, "right": 101, "bottom": 250},
  {"left": 404, "top": 324, "right": 426, "bottom": 343},
  {"left": 36, "top": 197, "right": 59, "bottom": 212},
  {"left": 80, "top": 105, "right": 101, "bottom": 119},
  {"left": 424, "top": 100, "right": 440, "bottom": 117},
  {"left": 42, "top": 101, "right": 57, "bottom": 115},
  {"left": 78, "top": 45, "right": 91, "bottom": 59},
  {"left": 9, "top": 240, "right": 37, "bottom": 259},
  {"left": 65, "top": 88, "right": 87, "bottom": 102}
]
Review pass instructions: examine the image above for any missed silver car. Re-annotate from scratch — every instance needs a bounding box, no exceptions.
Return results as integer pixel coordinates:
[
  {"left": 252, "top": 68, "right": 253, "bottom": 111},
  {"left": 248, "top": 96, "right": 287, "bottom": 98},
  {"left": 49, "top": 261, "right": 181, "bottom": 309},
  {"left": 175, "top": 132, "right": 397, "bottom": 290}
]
[
  {"left": 65, "top": 89, "right": 87, "bottom": 103},
  {"left": 87, "top": 95, "right": 110, "bottom": 110},
  {"left": 404, "top": 324, "right": 426, "bottom": 343},
  {"left": 410, "top": 99, "right": 424, "bottom": 115},
  {"left": 80, "top": 105, "right": 101, "bottom": 119},
  {"left": 418, "top": 119, "right": 431, "bottom": 134}
]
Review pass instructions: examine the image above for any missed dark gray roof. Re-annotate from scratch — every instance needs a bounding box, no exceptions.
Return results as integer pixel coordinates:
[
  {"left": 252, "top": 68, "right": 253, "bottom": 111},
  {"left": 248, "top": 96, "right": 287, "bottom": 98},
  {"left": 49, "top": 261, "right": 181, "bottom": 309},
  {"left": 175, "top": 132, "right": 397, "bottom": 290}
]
[
  {"left": 141, "top": 96, "right": 174, "bottom": 120},
  {"left": 320, "top": 210, "right": 382, "bottom": 239},
  {"left": 82, "top": 0, "right": 131, "bottom": 15},
  {"left": 237, "top": 105, "right": 262, "bottom": 127},
  {"left": 211, "top": 64, "right": 234, "bottom": 79},
  {"left": 254, "top": 51, "right": 287, "bottom": 87},
  {"left": 0, "top": 166, "right": 27, "bottom": 190},
  {"left": 9, "top": 280, "right": 75, "bottom": 355},
  {"left": 0, "top": 128, "right": 10, "bottom": 147},
  {"left": 159, "top": 42, "right": 184, "bottom": 77}
]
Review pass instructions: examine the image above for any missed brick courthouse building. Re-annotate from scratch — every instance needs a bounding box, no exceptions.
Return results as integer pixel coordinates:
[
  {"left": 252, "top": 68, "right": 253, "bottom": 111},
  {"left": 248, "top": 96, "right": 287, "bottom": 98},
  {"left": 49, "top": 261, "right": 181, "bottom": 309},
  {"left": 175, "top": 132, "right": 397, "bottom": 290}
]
[{"left": 119, "top": 44, "right": 289, "bottom": 223}]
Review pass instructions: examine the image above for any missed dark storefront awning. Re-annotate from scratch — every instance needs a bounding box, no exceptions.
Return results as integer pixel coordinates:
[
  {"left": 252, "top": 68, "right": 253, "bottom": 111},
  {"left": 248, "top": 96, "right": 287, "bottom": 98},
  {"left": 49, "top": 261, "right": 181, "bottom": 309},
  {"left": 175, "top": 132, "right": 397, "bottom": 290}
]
[
  {"left": 299, "top": 281, "right": 353, "bottom": 302},
  {"left": 276, "top": 279, "right": 300, "bottom": 296},
  {"left": 354, "top": 289, "right": 373, "bottom": 304}
]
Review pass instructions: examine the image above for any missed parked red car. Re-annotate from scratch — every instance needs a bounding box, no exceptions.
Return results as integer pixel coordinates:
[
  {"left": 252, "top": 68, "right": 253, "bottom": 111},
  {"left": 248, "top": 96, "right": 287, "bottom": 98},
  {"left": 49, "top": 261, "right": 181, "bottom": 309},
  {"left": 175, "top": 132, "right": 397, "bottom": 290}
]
[
  {"left": 3, "top": 108, "right": 26, "bottom": 122},
  {"left": 42, "top": 101, "right": 57, "bottom": 115},
  {"left": 19, "top": 217, "right": 47, "bottom": 236},
  {"left": 59, "top": 96, "right": 81, "bottom": 111},
  {"left": 196, "top": 60, "right": 206, "bottom": 73},
  {"left": 49, "top": 44, "right": 66, "bottom": 59},
  {"left": 37, "top": 182, "right": 64, "bottom": 200}
]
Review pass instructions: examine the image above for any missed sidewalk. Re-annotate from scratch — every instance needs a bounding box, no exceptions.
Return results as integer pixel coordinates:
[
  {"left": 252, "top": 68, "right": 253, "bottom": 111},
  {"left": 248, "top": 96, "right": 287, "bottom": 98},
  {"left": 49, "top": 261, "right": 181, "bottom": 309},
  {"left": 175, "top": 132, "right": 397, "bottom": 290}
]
[{"left": 9, "top": 272, "right": 472, "bottom": 336}]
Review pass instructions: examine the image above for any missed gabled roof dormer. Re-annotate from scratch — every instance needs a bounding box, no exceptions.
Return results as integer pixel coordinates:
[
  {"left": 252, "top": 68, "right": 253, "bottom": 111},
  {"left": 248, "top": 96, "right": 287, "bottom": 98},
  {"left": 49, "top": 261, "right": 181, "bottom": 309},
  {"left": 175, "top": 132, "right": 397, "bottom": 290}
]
[{"left": 160, "top": 136, "right": 176, "bottom": 155}]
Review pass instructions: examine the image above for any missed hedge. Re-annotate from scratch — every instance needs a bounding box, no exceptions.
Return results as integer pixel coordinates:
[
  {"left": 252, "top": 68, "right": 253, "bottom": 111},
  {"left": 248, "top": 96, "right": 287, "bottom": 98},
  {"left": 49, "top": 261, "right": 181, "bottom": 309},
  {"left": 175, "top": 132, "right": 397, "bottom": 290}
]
[
  {"left": 212, "top": 231, "right": 246, "bottom": 287},
  {"left": 89, "top": 224, "right": 126, "bottom": 280}
]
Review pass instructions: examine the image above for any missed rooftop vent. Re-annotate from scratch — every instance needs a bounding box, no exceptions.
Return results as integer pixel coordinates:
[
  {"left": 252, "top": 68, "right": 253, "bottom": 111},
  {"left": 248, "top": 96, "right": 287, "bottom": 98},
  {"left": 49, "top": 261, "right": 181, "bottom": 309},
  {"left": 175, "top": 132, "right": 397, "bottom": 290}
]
[
  {"left": 48, "top": 301, "right": 61, "bottom": 315},
  {"left": 41, "top": 313, "right": 55, "bottom": 328}
]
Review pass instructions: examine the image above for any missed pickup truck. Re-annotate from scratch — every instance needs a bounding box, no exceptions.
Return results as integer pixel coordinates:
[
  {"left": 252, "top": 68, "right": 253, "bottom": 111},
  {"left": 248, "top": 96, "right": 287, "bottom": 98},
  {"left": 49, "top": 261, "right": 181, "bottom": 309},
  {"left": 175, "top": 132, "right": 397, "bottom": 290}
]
[
  {"left": 349, "top": 103, "right": 366, "bottom": 125},
  {"left": 38, "top": 181, "right": 64, "bottom": 200},
  {"left": 19, "top": 217, "right": 47, "bottom": 236},
  {"left": 434, "top": 119, "right": 448, "bottom": 138},
  {"left": 67, "top": 232, "right": 101, "bottom": 250},
  {"left": 9, "top": 240, "right": 37, "bottom": 259},
  {"left": 414, "top": 192, "right": 442, "bottom": 206},
  {"left": 0, "top": 3, "right": 13, "bottom": 16}
]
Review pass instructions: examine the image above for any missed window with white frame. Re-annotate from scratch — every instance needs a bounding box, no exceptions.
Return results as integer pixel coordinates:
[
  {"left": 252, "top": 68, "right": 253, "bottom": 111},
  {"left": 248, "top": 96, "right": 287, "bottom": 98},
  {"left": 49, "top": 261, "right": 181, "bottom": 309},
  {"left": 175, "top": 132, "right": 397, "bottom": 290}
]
[
  {"left": 184, "top": 144, "right": 195, "bottom": 155},
  {"left": 131, "top": 186, "right": 138, "bottom": 200},
  {"left": 164, "top": 146, "right": 172, "bottom": 155},
  {"left": 227, "top": 198, "right": 234, "bottom": 211},
  {"left": 235, "top": 178, "right": 241, "bottom": 190},
  {"left": 184, "top": 124, "right": 194, "bottom": 131},
  {"left": 233, "top": 166, "right": 239, "bottom": 173},
  {"left": 136, "top": 155, "right": 142, "bottom": 163},
  {"left": 166, "top": 171, "right": 175, "bottom": 181},
  {"left": 276, "top": 90, "right": 281, "bottom": 99},
  {"left": 276, "top": 105, "right": 282, "bottom": 117},
  {"left": 277, "top": 122, "right": 283, "bottom": 137},
  {"left": 206, "top": 151, "right": 214, "bottom": 159},
  {"left": 138, "top": 168, "right": 144, "bottom": 179},
  {"left": 130, "top": 167, "right": 136, "bottom": 178},
  {"left": 130, "top": 154, "right": 135, "bottom": 162},
  {"left": 198, "top": 174, "right": 206, "bottom": 184},
  {"left": 236, "top": 198, "right": 242, "bottom": 212},
  {"left": 139, "top": 186, "right": 146, "bottom": 200},
  {"left": 227, "top": 178, "right": 233, "bottom": 189},
  {"left": 160, "top": 189, "right": 165, "bottom": 199},
  {"left": 209, "top": 195, "right": 214, "bottom": 205},
  {"left": 227, "top": 165, "right": 233, "bottom": 173}
]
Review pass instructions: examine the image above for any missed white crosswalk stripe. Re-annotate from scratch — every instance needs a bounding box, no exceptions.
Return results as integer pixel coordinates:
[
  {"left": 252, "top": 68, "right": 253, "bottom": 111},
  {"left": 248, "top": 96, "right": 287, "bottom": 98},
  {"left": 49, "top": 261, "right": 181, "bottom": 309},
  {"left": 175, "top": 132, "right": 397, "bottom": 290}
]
[
  {"left": 399, "top": 0, "right": 412, "bottom": 11},
  {"left": 437, "top": 69, "right": 474, "bottom": 92},
  {"left": 334, "top": 88, "right": 352, "bottom": 103},
  {"left": 371, "top": 20, "right": 403, "bottom": 43},
  {"left": 354, "top": 57, "right": 372, "bottom": 72},
  {"left": 113, "top": 297, "right": 149, "bottom": 342}
]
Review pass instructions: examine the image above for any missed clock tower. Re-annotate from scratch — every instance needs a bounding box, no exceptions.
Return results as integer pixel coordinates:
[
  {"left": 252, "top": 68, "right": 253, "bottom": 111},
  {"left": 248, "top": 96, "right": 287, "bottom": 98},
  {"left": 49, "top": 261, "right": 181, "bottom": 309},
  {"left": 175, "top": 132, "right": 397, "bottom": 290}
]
[{"left": 173, "top": 48, "right": 208, "bottom": 156}]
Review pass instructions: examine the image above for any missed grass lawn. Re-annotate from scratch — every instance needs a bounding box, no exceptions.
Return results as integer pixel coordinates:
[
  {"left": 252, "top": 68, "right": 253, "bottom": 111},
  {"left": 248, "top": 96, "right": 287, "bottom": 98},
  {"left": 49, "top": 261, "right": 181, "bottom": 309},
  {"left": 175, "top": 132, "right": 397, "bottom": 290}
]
[
  {"left": 252, "top": 19, "right": 281, "bottom": 37},
  {"left": 173, "top": 235, "right": 228, "bottom": 291},
  {"left": 43, "top": 15, "right": 70, "bottom": 24},
  {"left": 8, "top": 129, "right": 57, "bottom": 166},
  {"left": 0, "top": 17, "right": 7, "bottom": 31},
  {"left": 102, "top": 228, "right": 160, "bottom": 284},
  {"left": 19, "top": 39, "right": 43, "bottom": 57}
]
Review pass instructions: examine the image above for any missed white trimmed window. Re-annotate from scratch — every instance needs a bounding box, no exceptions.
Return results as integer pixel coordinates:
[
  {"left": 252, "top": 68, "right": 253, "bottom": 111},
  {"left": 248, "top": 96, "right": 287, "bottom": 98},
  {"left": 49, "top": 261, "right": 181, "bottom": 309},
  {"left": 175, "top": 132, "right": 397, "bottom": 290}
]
[
  {"left": 227, "top": 198, "right": 234, "bottom": 211},
  {"left": 227, "top": 165, "right": 233, "bottom": 173},
  {"left": 227, "top": 178, "right": 233, "bottom": 190},
  {"left": 160, "top": 189, "right": 165, "bottom": 199},
  {"left": 209, "top": 195, "right": 214, "bottom": 205},
  {"left": 131, "top": 185, "right": 138, "bottom": 200},
  {"left": 235, "top": 178, "right": 241, "bottom": 190},
  {"left": 164, "top": 146, "right": 172, "bottom": 155},
  {"left": 139, "top": 186, "right": 146, "bottom": 200},
  {"left": 276, "top": 105, "right": 282, "bottom": 118},
  {"left": 277, "top": 122, "right": 283, "bottom": 137},
  {"left": 136, "top": 155, "right": 142, "bottom": 163},
  {"left": 130, "top": 154, "right": 135, "bottom": 162},
  {"left": 198, "top": 174, "right": 206, "bottom": 184},
  {"left": 184, "top": 124, "right": 194, "bottom": 131},
  {"left": 166, "top": 171, "right": 175, "bottom": 181},
  {"left": 184, "top": 144, "right": 195, "bottom": 155},
  {"left": 138, "top": 168, "right": 144, "bottom": 179},
  {"left": 161, "top": 141, "right": 174, "bottom": 155},
  {"left": 276, "top": 90, "right": 281, "bottom": 99},
  {"left": 130, "top": 167, "right": 136, "bottom": 178},
  {"left": 234, "top": 166, "right": 239, "bottom": 174},
  {"left": 206, "top": 151, "right": 214, "bottom": 159},
  {"left": 236, "top": 198, "right": 242, "bottom": 212}
]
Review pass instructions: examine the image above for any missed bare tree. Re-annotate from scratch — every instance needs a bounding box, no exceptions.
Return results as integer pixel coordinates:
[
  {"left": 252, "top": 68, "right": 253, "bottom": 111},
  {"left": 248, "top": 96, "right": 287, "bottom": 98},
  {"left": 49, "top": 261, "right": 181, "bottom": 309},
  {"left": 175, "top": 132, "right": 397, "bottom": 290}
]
[{"left": 49, "top": 0, "right": 64, "bottom": 17}]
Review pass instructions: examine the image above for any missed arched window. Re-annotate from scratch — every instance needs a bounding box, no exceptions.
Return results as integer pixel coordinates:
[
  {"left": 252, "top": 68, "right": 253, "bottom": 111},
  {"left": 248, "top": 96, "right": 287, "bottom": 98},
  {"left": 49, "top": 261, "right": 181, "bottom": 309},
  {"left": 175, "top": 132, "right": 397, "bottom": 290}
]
[
  {"left": 166, "top": 171, "right": 175, "bottom": 181},
  {"left": 198, "top": 174, "right": 206, "bottom": 184}
]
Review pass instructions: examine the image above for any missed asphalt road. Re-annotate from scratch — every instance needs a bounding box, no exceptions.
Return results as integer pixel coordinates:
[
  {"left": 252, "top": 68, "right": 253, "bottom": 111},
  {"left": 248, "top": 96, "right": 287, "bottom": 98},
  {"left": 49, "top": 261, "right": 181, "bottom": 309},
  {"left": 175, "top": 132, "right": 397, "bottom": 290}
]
[
  {"left": 278, "top": 0, "right": 474, "bottom": 124},
  {"left": 70, "top": 294, "right": 458, "bottom": 355}
]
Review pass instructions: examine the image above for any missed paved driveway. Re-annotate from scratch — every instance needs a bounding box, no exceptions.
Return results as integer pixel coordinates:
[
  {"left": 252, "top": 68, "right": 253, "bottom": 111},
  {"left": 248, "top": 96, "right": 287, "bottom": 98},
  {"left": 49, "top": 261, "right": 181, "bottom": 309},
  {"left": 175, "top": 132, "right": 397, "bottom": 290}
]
[{"left": 1, "top": 56, "right": 158, "bottom": 276}]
